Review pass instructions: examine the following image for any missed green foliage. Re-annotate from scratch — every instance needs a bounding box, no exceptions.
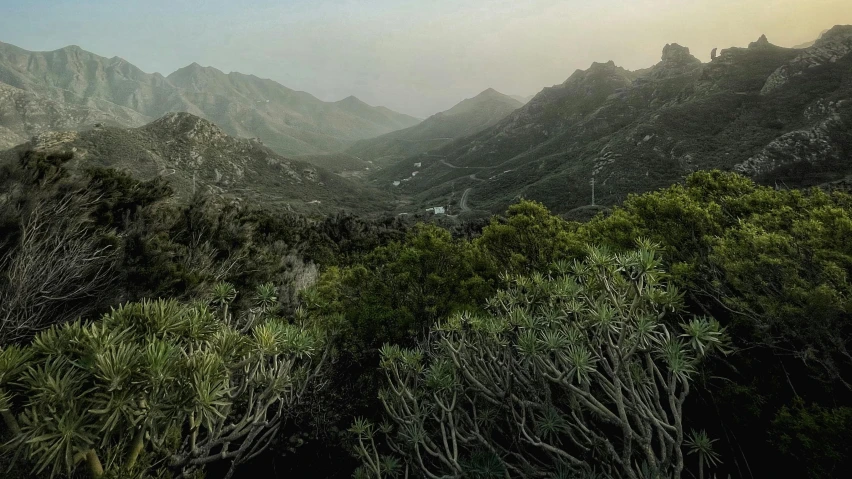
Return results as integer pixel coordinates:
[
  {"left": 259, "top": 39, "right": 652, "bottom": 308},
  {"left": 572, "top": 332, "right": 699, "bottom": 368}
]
[
  {"left": 770, "top": 399, "right": 852, "bottom": 479},
  {"left": 476, "top": 199, "right": 583, "bottom": 272},
  {"left": 308, "top": 223, "right": 497, "bottom": 353},
  {"left": 0, "top": 295, "right": 330, "bottom": 478},
  {"left": 356, "top": 243, "right": 728, "bottom": 479}
]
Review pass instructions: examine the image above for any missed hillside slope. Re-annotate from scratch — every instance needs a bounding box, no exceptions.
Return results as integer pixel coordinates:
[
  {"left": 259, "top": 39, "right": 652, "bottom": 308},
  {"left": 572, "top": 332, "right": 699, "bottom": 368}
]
[
  {"left": 0, "top": 112, "right": 393, "bottom": 213},
  {"left": 0, "top": 42, "right": 420, "bottom": 156},
  {"left": 378, "top": 26, "right": 852, "bottom": 215},
  {"left": 340, "top": 89, "right": 522, "bottom": 166}
]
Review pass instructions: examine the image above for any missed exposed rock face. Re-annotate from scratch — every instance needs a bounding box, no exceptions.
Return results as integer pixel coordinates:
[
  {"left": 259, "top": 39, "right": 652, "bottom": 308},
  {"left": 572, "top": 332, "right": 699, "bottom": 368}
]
[
  {"left": 649, "top": 44, "right": 702, "bottom": 79},
  {"left": 734, "top": 101, "right": 848, "bottom": 176},
  {"left": 761, "top": 25, "right": 852, "bottom": 95},
  {"left": 661, "top": 44, "right": 701, "bottom": 67}
]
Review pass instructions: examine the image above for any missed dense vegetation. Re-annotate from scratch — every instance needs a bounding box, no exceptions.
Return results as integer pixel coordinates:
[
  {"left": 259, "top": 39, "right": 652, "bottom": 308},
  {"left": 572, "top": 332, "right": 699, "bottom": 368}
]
[{"left": 2, "top": 151, "right": 851, "bottom": 478}]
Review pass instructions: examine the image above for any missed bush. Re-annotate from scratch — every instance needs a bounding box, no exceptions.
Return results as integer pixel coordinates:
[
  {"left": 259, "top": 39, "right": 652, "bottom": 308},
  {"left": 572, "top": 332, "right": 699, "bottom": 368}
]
[
  {"left": 354, "top": 242, "right": 728, "bottom": 478},
  {"left": 0, "top": 289, "right": 332, "bottom": 479}
]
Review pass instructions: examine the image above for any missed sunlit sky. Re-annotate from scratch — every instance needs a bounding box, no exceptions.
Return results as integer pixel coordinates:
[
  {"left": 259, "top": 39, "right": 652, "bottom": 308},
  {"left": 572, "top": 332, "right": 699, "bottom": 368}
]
[{"left": 1, "top": 0, "right": 850, "bottom": 117}]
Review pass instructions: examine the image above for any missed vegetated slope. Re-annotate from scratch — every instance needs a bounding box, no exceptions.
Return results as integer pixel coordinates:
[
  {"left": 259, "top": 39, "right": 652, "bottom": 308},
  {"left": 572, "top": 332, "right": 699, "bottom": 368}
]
[
  {"left": 0, "top": 112, "right": 393, "bottom": 213},
  {"left": 381, "top": 26, "right": 852, "bottom": 215},
  {"left": 0, "top": 41, "right": 420, "bottom": 156},
  {"left": 337, "top": 89, "right": 522, "bottom": 168}
]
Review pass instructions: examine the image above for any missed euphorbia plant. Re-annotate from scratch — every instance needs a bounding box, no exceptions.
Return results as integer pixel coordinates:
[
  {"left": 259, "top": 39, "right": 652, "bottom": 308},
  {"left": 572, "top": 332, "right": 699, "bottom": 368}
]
[{"left": 0, "top": 284, "right": 331, "bottom": 478}]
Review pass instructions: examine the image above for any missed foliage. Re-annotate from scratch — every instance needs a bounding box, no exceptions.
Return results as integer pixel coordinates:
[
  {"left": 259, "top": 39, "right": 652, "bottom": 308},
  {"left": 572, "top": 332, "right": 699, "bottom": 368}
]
[
  {"left": 354, "top": 243, "right": 728, "bottom": 478},
  {"left": 770, "top": 399, "right": 852, "bottom": 479},
  {"left": 476, "top": 199, "right": 582, "bottom": 273},
  {"left": 0, "top": 290, "right": 331, "bottom": 479},
  {"left": 307, "top": 223, "right": 497, "bottom": 354},
  {"left": 0, "top": 152, "right": 119, "bottom": 344}
]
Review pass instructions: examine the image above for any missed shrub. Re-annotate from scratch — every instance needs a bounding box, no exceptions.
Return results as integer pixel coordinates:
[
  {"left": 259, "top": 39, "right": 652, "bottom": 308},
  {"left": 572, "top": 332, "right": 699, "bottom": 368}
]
[{"left": 0, "top": 288, "right": 332, "bottom": 478}]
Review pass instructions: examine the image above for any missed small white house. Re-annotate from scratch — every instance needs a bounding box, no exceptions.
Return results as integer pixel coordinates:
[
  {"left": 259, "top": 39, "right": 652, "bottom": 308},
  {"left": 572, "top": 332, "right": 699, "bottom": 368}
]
[
  {"left": 393, "top": 181, "right": 401, "bottom": 186},
  {"left": 426, "top": 206, "right": 446, "bottom": 215},
  {"left": 414, "top": 162, "right": 422, "bottom": 167}
]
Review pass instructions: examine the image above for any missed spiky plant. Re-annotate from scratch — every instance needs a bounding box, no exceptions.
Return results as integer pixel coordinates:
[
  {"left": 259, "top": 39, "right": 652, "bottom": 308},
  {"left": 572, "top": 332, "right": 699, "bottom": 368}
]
[
  {"left": 685, "top": 429, "right": 722, "bottom": 479},
  {"left": 210, "top": 281, "right": 238, "bottom": 322},
  {"left": 254, "top": 282, "right": 278, "bottom": 312},
  {"left": 354, "top": 241, "right": 729, "bottom": 479},
  {"left": 0, "top": 295, "right": 331, "bottom": 479}
]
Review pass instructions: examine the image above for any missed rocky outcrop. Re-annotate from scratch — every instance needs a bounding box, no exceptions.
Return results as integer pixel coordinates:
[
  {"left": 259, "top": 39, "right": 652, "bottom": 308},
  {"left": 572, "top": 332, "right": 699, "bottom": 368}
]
[
  {"left": 647, "top": 44, "right": 702, "bottom": 79},
  {"left": 661, "top": 44, "right": 701, "bottom": 66},
  {"left": 761, "top": 25, "right": 852, "bottom": 95},
  {"left": 144, "top": 112, "right": 228, "bottom": 144},
  {"left": 749, "top": 34, "right": 772, "bottom": 49}
]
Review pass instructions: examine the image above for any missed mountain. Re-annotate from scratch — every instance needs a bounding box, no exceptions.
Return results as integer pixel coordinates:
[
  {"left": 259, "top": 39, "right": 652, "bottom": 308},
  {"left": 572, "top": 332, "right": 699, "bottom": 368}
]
[
  {"left": 0, "top": 42, "right": 420, "bottom": 155},
  {"left": 792, "top": 29, "right": 830, "bottom": 49},
  {"left": 509, "top": 94, "right": 536, "bottom": 104},
  {"left": 375, "top": 26, "right": 852, "bottom": 216},
  {"left": 321, "top": 89, "right": 521, "bottom": 174},
  {"left": 0, "top": 112, "right": 393, "bottom": 213}
]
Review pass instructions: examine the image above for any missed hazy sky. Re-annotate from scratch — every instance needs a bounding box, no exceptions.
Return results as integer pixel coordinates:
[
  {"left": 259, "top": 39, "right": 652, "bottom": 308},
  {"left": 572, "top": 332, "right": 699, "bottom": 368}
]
[{"left": 1, "top": 0, "right": 850, "bottom": 117}]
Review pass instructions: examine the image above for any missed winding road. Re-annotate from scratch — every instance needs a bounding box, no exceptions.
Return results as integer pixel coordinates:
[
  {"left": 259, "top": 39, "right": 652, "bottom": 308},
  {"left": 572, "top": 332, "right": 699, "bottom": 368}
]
[{"left": 459, "top": 188, "right": 473, "bottom": 212}]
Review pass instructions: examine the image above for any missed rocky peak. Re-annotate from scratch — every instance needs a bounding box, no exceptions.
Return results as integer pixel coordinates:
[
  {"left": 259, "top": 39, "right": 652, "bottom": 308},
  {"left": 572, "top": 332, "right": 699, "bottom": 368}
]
[
  {"left": 748, "top": 34, "right": 772, "bottom": 49},
  {"left": 144, "top": 112, "right": 227, "bottom": 143},
  {"left": 646, "top": 44, "right": 701, "bottom": 79},
  {"left": 661, "top": 44, "right": 700, "bottom": 66}
]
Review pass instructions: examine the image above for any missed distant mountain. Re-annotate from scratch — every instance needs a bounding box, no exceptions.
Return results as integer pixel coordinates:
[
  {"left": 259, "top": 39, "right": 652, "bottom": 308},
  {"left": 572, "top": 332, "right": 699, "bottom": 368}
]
[
  {"left": 0, "top": 42, "right": 419, "bottom": 155},
  {"left": 331, "top": 88, "right": 521, "bottom": 170},
  {"left": 509, "top": 94, "right": 536, "bottom": 104},
  {"left": 376, "top": 26, "right": 852, "bottom": 215},
  {"left": 0, "top": 112, "right": 393, "bottom": 213},
  {"left": 792, "top": 29, "right": 830, "bottom": 49}
]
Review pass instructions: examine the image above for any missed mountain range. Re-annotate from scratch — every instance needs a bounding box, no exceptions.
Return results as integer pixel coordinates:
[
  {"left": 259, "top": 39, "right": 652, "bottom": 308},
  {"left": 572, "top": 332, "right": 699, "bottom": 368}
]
[
  {"left": 0, "top": 41, "right": 419, "bottom": 156},
  {"left": 1, "top": 27, "right": 849, "bottom": 218},
  {"left": 0, "top": 112, "right": 391, "bottom": 213},
  {"left": 301, "top": 88, "right": 523, "bottom": 176},
  {"left": 374, "top": 26, "right": 852, "bottom": 216}
]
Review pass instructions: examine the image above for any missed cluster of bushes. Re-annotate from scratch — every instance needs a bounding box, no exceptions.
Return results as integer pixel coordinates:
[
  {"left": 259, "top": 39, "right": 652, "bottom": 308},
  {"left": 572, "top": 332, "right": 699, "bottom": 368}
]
[{"left": 1, "top": 151, "right": 851, "bottom": 478}]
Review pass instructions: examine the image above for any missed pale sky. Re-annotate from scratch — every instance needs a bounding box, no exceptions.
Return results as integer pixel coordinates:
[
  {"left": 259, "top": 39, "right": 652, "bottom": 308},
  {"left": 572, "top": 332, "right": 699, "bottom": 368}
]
[{"left": 1, "top": 0, "right": 850, "bottom": 117}]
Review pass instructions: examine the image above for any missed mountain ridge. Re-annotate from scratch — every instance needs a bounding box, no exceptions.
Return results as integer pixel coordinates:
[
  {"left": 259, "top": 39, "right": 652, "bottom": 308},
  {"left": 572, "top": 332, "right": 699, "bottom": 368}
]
[
  {"left": 327, "top": 88, "right": 522, "bottom": 175},
  {"left": 0, "top": 41, "right": 420, "bottom": 155},
  {"left": 372, "top": 27, "right": 852, "bottom": 215},
  {"left": 0, "top": 111, "right": 392, "bottom": 213}
]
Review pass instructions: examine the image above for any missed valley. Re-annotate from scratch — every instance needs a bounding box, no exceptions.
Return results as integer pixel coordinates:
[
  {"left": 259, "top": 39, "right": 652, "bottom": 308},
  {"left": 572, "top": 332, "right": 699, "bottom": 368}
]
[
  {"left": 1, "top": 4, "right": 852, "bottom": 478},
  {"left": 3, "top": 28, "right": 851, "bottom": 219}
]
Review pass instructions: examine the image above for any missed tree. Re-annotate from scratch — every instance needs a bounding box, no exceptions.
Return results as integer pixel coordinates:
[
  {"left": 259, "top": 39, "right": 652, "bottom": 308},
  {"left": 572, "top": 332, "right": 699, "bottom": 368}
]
[
  {"left": 0, "top": 285, "right": 332, "bottom": 478},
  {"left": 0, "top": 152, "right": 118, "bottom": 344},
  {"left": 476, "top": 200, "right": 582, "bottom": 273},
  {"left": 354, "top": 242, "right": 728, "bottom": 478}
]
